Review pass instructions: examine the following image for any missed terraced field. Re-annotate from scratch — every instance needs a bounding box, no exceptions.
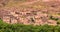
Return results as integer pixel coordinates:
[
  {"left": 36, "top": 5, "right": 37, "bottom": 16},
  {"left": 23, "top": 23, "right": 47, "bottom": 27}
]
[{"left": 0, "top": 0, "right": 60, "bottom": 25}]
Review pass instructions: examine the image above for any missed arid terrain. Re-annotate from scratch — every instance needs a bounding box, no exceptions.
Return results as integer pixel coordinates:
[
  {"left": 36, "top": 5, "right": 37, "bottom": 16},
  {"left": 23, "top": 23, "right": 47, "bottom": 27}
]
[{"left": 0, "top": 0, "right": 60, "bottom": 25}]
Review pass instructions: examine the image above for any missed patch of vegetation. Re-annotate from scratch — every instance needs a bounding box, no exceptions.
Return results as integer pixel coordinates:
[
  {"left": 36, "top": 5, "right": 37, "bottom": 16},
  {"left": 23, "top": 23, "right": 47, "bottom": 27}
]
[
  {"left": 58, "top": 13, "right": 60, "bottom": 15},
  {"left": 49, "top": 16, "right": 59, "bottom": 21},
  {"left": 0, "top": 19, "right": 60, "bottom": 32},
  {"left": 49, "top": 16, "right": 60, "bottom": 25},
  {"left": 57, "top": 20, "right": 60, "bottom": 24}
]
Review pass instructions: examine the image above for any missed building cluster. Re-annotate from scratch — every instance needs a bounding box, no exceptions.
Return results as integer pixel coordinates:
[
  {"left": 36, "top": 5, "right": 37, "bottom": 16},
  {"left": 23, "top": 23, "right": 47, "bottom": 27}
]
[{"left": 0, "top": 7, "right": 57, "bottom": 25}]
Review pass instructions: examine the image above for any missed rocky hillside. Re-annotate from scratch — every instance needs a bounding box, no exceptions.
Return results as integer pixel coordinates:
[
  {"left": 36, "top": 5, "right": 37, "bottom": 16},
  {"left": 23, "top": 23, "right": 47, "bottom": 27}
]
[{"left": 0, "top": 0, "right": 60, "bottom": 25}]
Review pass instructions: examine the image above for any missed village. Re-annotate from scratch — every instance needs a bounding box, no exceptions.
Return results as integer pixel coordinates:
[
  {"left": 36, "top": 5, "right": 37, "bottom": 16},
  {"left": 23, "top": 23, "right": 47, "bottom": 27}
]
[{"left": 0, "top": 0, "right": 60, "bottom": 25}]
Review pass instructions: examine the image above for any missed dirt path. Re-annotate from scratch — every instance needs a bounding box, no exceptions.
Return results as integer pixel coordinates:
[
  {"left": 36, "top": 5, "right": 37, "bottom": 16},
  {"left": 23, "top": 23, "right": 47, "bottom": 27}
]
[{"left": 20, "top": 0, "right": 40, "bottom": 5}]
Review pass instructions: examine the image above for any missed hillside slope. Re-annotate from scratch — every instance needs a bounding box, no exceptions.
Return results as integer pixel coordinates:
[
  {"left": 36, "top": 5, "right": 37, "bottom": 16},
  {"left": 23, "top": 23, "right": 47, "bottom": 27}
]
[{"left": 0, "top": 0, "right": 60, "bottom": 25}]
